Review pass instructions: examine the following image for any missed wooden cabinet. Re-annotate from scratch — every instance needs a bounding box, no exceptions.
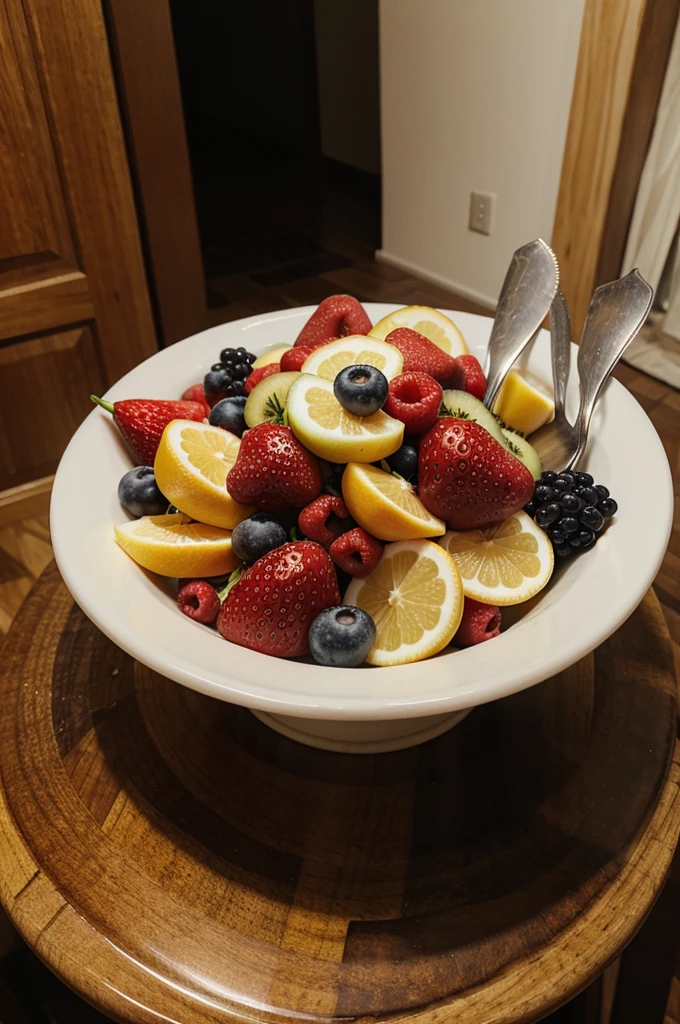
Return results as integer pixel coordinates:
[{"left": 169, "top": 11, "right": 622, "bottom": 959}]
[{"left": 0, "top": 0, "right": 157, "bottom": 493}]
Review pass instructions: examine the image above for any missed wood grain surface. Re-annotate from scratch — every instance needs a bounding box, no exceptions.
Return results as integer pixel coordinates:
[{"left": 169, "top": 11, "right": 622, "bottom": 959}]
[{"left": 0, "top": 563, "right": 678, "bottom": 1024}]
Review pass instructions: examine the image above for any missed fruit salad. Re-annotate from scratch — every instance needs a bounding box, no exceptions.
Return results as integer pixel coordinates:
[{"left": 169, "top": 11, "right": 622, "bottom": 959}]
[{"left": 99, "top": 294, "right": 618, "bottom": 669}]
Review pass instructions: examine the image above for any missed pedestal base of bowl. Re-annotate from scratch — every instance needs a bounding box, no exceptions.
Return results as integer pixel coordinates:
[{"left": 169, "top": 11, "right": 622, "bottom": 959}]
[{"left": 251, "top": 708, "right": 473, "bottom": 753}]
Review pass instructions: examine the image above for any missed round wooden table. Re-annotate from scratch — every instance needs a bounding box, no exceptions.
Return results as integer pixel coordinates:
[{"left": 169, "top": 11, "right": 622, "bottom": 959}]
[{"left": 0, "top": 563, "right": 679, "bottom": 1024}]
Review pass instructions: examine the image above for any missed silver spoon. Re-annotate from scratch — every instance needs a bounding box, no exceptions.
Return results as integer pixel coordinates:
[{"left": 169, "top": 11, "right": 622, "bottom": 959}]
[
  {"left": 529, "top": 290, "right": 573, "bottom": 470},
  {"left": 483, "top": 238, "right": 559, "bottom": 410},
  {"left": 531, "top": 269, "right": 653, "bottom": 472}
]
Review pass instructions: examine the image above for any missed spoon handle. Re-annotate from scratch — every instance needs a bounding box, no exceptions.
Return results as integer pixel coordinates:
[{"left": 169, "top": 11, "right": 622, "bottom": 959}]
[
  {"left": 483, "top": 239, "right": 559, "bottom": 410},
  {"left": 568, "top": 269, "right": 653, "bottom": 469},
  {"left": 550, "top": 290, "right": 571, "bottom": 417}
]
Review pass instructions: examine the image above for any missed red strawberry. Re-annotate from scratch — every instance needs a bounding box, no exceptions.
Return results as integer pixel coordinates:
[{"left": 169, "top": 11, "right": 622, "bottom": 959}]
[
  {"left": 182, "top": 382, "right": 210, "bottom": 417},
  {"left": 91, "top": 396, "right": 205, "bottom": 465},
  {"left": 457, "top": 355, "right": 487, "bottom": 402},
  {"left": 329, "top": 527, "right": 383, "bottom": 577},
  {"left": 227, "top": 423, "right": 322, "bottom": 513},
  {"left": 418, "top": 418, "right": 535, "bottom": 529},
  {"left": 280, "top": 346, "right": 313, "bottom": 372},
  {"left": 383, "top": 371, "right": 442, "bottom": 435},
  {"left": 216, "top": 541, "right": 340, "bottom": 657},
  {"left": 244, "top": 362, "right": 280, "bottom": 395},
  {"left": 385, "top": 328, "right": 464, "bottom": 389},
  {"left": 298, "top": 494, "right": 352, "bottom": 547},
  {"left": 177, "top": 579, "right": 220, "bottom": 625},
  {"left": 454, "top": 598, "right": 501, "bottom": 646},
  {"left": 294, "top": 294, "right": 372, "bottom": 351}
]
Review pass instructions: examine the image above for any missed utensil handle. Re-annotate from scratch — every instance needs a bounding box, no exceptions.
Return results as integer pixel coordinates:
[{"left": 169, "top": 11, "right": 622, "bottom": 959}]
[
  {"left": 483, "top": 239, "right": 559, "bottom": 410},
  {"left": 550, "top": 291, "right": 571, "bottom": 416},
  {"left": 569, "top": 269, "right": 653, "bottom": 468}
]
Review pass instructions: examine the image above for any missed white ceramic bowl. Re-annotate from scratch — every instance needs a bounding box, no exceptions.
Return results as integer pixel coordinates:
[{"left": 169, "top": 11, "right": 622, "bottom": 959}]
[{"left": 51, "top": 306, "right": 673, "bottom": 753}]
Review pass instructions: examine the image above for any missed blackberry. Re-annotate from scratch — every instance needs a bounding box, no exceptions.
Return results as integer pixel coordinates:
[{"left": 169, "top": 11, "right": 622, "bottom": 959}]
[
  {"left": 524, "top": 469, "right": 618, "bottom": 558},
  {"left": 205, "top": 345, "right": 256, "bottom": 401}
]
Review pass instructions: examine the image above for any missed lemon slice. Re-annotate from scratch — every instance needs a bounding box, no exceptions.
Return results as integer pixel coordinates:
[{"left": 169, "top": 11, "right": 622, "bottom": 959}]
[
  {"left": 286, "top": 374, "right": 404, "bottom": 463},
  {"left": 342, "top": 463, "right": 445, "bottom": 541},
  {"left": 369, "top": 305, "right": 468, "bottom": 356},
  {"left": 302, "top": 335, "right": 403, "bottom": 381},
  {"left": 114, "top": 513, "right": 238, "bottom": 578},
  {"left": 440, "top": 511, "right": 554, "bottom": 605},
  {"left": 493, "top": 370, "right": 554, "bottom": 436},
  {"left": 345, "top": 539, "right": 464, "bottom": 665},
  {"left": 252, "top": 344, "right": 291, "bottom": 369},
  {"left": 154, "top": 420, "right": 254, "bottom": 529}
]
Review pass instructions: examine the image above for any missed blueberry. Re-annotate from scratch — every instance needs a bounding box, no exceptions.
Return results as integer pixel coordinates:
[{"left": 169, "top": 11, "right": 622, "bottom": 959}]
[
  {"left": 581, "top": 505, "right": 604, "bottom": 532},
  {"left": 598, "top": 497, "right": 618, "bottom": 518},
  {"left": 309, "top": 605, "right": 376, "bottom": 668},
  {"left": 386, "top": 444, "right": 418, "bottom": 482},
  {"left": 118, "top": 466, "right": 167, "bottom": 518},
  {"left": 554, "top": 543, "right": 573, "bottom": 558},
  {"left": 535, "top": 502, "right": 561, "bottom": 527},
  {"left": 534, "top": 484, "right": 556, "bottom": 504},
  {"left": 541, "top": 470, "right": 558, "bottom": 483},
  {"left": 595, "top": 484, "right": 610, "bottom": 499},
  {"left": 561, "top": 516, "right": 579, "bottom": 534},
  {"left": 334, "top": 364, "right": 389, "bottom": 416},
  {"left": 560, "top": 493, "right": 581, "bottom": 512},
  {"left": 204, "top": 368, "right": 230, "bottom": 397},
  {"left": 231, "top": 513, "right": 288, "bottom": 564},
  {"left": 575, "top": 472, "right": 594, "bottom": 487},
  {"left": 209, "top": 396, "right": 247, "bottom": 437}
]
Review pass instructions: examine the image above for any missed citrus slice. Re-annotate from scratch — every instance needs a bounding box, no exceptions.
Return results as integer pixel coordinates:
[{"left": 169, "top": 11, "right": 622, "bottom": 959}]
[
  {"left": 302, "top": 335, "right": 403, "bottom": 381},
  {"left": 342, "top": 462, "right": 445, "bottom": 541},
  {"left": 439, "top": 511, "right": 554, "bottom": 605},
  {"left": 252, "top": 344, "right": 291, "bottom": 369},
  {"left": 286, "top": 374, "right": 404, "bottom": 463},
  {"left": 369, "top": 305, "right": 468, "bottom": 356},
  {"left": 344, "top": 539, "right": 464, "bottom": 665},
  {"left": 493, "top": 370, "right": 554, "bottom": 436},
  {"left": 154, "top": 420, "right": 254, "bottom": 529},
  {"left": 114, "top": 513, "right": 238, "bottom": 578}
]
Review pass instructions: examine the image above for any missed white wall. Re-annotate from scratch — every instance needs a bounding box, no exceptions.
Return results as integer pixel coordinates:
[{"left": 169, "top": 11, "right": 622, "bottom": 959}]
[
  {"left": 314, "top": 0, "right": 381, "bottom": 174},
  {"left": 378, "top": 0, "right": 585, "bottom": 307}
]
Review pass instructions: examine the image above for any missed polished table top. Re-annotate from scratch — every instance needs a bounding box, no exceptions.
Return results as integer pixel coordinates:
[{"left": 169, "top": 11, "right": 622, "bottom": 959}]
[{"left": 0, "top": 562, "right": 678, "bottom": 1024}]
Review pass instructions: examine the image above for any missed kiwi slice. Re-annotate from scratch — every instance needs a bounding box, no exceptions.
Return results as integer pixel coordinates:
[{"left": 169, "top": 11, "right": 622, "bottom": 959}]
[
  {"left": 502, "top": 428, "right": 542, "bottom": 480},
  {"left": 440, "top": 389, "right": 507, "bottom": 446},
  {"left": 244, "top": 371, "right": 300, "bottom": 428}
]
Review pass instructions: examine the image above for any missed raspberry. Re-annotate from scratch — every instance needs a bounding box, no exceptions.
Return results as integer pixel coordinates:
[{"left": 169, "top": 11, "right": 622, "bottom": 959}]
[
  {"left": 454, "top": 598, "right": 501, "bottom": 646},
  {"left": 383, "top": 372, "right": 442, "bottom": 435},
  {"left": 457, "top": 355, "right": 487, "bottom": 401},
  {"left": 244, "top": 362, "right": 280, "bottom": 395},
  {"left": 182, "top": 382, "right": 210, "bottom": 416},
  {"left": 298, "top": 494, "right": 351, "bottom": 547},
  {"left": 330, "top": 527, "right": 383, "bottom": 577},
  {"left": 280, "top": 346, "right": 313, "bottom": 372},
  {"left": 177, "top": 579, "right": 220, "bottom": 625}
]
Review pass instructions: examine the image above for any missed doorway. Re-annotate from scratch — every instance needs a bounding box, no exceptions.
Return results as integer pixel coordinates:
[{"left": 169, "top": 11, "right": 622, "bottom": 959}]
[{"left": 168, "top": 0, "right": 381, "bottom": 319}]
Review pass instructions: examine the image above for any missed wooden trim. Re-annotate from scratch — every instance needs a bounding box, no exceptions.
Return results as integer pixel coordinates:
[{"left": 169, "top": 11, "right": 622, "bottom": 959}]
[
  {"left": 596, "top": 0, "right": 680, "bottom": 285},
  {"left": 22, "top": 0, "right": 158, "bottom": 381},
  {"left": 0, "top": 476, "right": 53, "bottom": 528},
  {"left": 0, "top": 253, "right": 93, "bottom": 341},
  {"left": 104, "top": 0, "right": 209, "bottom": 347},
  {"left": 552, "top": 0, "right": 649, "bottom": 338}
]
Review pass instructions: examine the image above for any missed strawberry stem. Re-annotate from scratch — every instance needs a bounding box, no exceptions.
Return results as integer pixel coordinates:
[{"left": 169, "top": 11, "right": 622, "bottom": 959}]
[
  {"left": 216, "top": 565, "right": 244, "bottom": 603},
  {"left": 91, "top": 395, "right": 114, "bottom": 414}
]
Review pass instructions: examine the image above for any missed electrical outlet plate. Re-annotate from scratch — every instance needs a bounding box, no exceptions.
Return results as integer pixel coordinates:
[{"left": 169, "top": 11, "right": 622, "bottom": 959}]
[{"left": 469, "top": 191, "right": 495, "bottom": 235}]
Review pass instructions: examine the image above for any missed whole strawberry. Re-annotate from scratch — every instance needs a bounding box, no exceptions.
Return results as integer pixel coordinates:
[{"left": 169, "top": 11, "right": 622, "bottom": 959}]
[
  {"left": 217, "top": 541, "right": 340, "bottom": 657},
  {"left": 419, "top": 418, "right": 535, "bottom": 529},
  {"left": 385, "top": 328, "right": 464, "bottom": 389},
  {"left": 182, "top": 382, "right": 211, "bottom": 417},
  {"left": 295, "top": 294, "right": 372, "bottom": 351},
  {"left": 227, "top": 423, "right": 322, "bottom": 513},
  {"left": 91, "top": 395, "right": 205, "bottom": 465}
]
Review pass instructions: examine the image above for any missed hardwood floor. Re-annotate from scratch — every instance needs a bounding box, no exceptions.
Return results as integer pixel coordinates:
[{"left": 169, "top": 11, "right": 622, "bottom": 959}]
[{"left": 0, "top": 260, "right": 678, "bottom": 1024}]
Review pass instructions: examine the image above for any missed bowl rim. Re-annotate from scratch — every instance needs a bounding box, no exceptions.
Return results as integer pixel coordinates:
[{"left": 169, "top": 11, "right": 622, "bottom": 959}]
[{"left": 50, "top": 304, "right": 674, "bottom": 720}]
